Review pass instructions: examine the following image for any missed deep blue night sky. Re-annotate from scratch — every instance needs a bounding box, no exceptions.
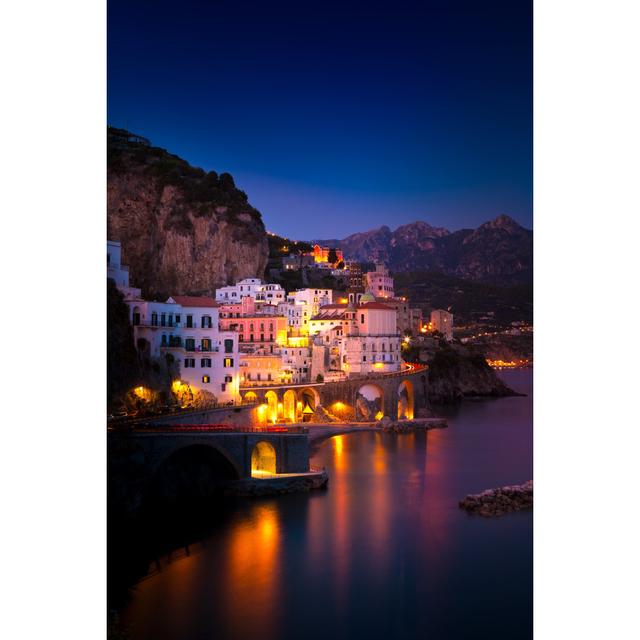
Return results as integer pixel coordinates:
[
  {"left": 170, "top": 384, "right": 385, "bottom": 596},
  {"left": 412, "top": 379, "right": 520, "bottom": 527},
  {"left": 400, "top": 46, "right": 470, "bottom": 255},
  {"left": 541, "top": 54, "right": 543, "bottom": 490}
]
[{"left": 108, "top": 0, "right": 532, "bottom": 239}]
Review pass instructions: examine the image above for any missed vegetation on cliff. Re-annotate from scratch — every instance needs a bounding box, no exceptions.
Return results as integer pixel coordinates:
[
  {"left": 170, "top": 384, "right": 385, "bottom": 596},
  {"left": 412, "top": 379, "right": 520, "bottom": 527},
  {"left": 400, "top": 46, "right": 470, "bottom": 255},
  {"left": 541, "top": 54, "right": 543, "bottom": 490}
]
[
  {"left": 107, "top": 280, "right": 177, "bottom": 412},
  {"left": 107, "top": 279, "right": 140, "bottom": 406}
]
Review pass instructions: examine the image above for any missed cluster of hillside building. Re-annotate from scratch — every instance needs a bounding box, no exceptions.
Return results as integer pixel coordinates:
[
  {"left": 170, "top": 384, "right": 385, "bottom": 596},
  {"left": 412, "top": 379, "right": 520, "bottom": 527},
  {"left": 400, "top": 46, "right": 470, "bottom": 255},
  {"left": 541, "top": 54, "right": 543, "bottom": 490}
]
[{"left": 108, "top": 240, "right": 452, "bottom": 406}]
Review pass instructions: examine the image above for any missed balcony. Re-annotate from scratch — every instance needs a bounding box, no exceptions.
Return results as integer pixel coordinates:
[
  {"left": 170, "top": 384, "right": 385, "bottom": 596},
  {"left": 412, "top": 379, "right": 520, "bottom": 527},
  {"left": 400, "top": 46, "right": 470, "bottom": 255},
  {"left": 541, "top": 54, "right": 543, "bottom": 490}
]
[{"left": 161, "top": 337, "right": 183, "bottom": 349}]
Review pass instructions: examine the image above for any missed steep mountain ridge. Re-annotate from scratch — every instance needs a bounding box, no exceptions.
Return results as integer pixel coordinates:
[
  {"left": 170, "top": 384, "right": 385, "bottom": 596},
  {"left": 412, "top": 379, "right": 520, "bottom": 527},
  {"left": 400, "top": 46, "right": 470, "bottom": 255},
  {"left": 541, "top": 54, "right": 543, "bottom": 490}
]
[{"left": 315, "top": 215, "right": 532, "bottom": 284}]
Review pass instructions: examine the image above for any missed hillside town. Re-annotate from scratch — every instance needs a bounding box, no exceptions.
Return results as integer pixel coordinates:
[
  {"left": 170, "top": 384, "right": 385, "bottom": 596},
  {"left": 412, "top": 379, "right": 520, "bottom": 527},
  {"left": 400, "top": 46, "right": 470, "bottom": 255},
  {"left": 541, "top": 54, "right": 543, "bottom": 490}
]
[{"left": 108, "top": 240, "right": 453, "bottom": 415}]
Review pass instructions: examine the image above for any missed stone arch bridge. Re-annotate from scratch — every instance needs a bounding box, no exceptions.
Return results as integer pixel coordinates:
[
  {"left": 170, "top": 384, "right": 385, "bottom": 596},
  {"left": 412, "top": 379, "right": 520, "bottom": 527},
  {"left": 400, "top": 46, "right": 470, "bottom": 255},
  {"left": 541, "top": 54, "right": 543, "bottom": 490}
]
[
  {"left": 239, "top": 366, "right": 429, "bottom": 423},
  {"left": 108, "top": 428, "right": 310, "bottom": 516}
]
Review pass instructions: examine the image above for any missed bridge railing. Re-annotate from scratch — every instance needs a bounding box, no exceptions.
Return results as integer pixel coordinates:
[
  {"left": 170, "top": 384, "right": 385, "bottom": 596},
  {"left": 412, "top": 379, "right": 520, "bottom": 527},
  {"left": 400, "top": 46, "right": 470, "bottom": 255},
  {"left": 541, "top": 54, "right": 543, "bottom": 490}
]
[{"left": 112, "top": 423, "right": 309, "bottom": 435}]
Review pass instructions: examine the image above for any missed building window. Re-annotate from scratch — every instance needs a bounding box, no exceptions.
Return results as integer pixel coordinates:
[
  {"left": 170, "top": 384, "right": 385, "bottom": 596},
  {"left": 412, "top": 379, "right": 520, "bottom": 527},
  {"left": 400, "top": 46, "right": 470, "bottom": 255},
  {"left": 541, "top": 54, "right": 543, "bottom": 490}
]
[
  {"left": 161, "top": 313, "right": 166, "bottom": 327},
  {"left": 175, "top": 314, "right": 181, "bottom": 324},
  {"left": 362, "top": 355, "right": 367, "bottom": 362},
  {"left": 361, "top": 314, "right": 365, "bottom": 324},
  {"left": 201, "top": 358, "right": 211, "bottom": 368},
  {"left": 224, "top": 357, "right": 233, "bottom": 367},
  {"left": 184, "top": 358, "right": 195, "bottom": 368},
  {"left": 221, "top": 383, "right": 226, "bottom": 391},
  {"left": 186, "top": 315, "right": 193, "bottom": 328},
  {"left": 239, "top": 334, "right": 244, "bottom": 342},
  {"left": 224, "top": 339, "right": 234, "bottom": 353},
  {"left": 151, "top": 312, "right": 158, "bottom": 326},
  {"left": 202, "top": 375, "right": 210, "bottom": 383},
  {"left": 185, "top": 338, "right": 195, "bottom": 352},
  {"left": 201, "top": 338, "right": 212, "bottom": 351},
  {"left": 225, "top": 375, "right": 232, "bottom": 383}
]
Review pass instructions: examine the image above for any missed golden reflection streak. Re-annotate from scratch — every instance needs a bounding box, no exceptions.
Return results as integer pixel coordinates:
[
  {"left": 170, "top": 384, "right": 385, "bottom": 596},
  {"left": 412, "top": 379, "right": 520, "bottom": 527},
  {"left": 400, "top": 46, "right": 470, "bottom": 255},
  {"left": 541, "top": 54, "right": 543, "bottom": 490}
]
[
  {"left": 223, "top": 505, "right": 281, "bottom": 636},
  {"left": 330, "top": 434, "right": 350, "bottom": 608}
]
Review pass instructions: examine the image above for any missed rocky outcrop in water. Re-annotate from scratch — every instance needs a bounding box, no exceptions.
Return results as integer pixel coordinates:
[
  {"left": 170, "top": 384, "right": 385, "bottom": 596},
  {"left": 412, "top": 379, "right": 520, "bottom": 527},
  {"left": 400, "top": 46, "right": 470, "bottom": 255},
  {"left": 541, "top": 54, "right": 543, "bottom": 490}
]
[
  {"left": 379, "top": 417, "right": 448, "bottom": 433},
  {"left": 107, "top": 127, "right": 269, "bottom": 299},
  {"left": 459, "top": 480, "right": 533, "bottom": 516},
  {"left": 226, "top": 470, "right": 329, "bottom": 496},
  {"left": 406, "top": 339, "right": 521, "bottom": 404}
]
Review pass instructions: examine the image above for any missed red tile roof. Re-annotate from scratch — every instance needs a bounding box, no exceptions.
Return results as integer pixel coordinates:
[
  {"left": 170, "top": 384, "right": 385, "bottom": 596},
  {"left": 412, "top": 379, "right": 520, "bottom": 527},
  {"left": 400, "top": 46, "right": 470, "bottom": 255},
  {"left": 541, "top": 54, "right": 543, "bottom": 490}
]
[{"left": 170, "top": 295, "right": 219, "bottom": 308}]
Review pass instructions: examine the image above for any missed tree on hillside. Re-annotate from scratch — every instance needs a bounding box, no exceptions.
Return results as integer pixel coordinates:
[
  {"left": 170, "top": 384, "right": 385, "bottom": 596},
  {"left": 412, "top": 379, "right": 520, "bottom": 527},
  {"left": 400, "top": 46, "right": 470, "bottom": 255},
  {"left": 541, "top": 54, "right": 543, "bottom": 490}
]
[{"left": 328, "top": 248, "right": 338, "bottom": 265}]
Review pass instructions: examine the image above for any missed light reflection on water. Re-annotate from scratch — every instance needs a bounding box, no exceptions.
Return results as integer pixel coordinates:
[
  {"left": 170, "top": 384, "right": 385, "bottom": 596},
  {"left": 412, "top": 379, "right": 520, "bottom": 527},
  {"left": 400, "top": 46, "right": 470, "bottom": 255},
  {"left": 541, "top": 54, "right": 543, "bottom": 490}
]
[{"left": 121, "top": 370, "right": 532, "bottom": 640}]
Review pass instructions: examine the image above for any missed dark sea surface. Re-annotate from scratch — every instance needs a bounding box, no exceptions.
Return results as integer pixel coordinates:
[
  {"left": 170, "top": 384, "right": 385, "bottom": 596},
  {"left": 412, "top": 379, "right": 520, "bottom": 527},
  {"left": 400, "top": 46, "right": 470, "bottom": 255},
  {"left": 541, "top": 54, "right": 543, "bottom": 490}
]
[{"left": 120, "top": 369, "right": 533, "bottom": 640}]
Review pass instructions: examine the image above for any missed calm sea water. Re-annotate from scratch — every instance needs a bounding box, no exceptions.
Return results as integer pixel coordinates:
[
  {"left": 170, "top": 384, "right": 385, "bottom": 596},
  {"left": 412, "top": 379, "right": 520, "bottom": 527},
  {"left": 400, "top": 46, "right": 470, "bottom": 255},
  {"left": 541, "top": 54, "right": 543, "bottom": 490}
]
[{"left": 119, "top": 369, "right": 532, "bottom": 640}]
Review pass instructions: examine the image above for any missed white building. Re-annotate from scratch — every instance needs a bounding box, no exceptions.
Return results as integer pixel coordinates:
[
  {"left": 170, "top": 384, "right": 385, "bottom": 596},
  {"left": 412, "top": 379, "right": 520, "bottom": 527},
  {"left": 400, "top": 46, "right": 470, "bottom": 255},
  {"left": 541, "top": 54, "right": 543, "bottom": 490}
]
[
  {"left": 308, "top": 294, "right": 401, "bottom": 377},
  {"left": 430, "top": 309, "right": 454, "bottom": 341},
  {"left": 285, "top": 288, "right": 333, "bottom": 335},
  {"left": 125, "top": 292, "right": 241, "bottom": 403},
  {"left": 165, "top": 296, "right": 240, "bottom": 402},
  {"left": 215, "top": 278, "right": 285, "bottom": 306},
  {"left": 365, "top": 263, "right": 395, "bottom": 298},
  {"left": 281, "top": 345, "right": 313, "bottom": 383},
  {"left": 107, "top": 240, "right": 141, "bottom": 300}
]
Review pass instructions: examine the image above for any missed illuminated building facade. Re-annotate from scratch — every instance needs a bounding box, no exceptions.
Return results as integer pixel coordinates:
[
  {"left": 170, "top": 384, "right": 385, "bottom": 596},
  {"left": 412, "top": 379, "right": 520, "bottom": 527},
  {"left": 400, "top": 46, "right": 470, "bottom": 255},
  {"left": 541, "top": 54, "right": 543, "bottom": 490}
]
[
  {"left": 219, "top": 315, "right": 288, "bottom": 354},
  {"left": 430, "top": 309, "right": 454, "bottom": 341},
  {"left": 365, "top": 263, "right": 395, "bottom": 298},
  {"left": 312, "top": 244, "right": 344, "bottom": 264},
  {"left": 285, "top": 288, "right": 333, "bottom": 335},
  {"left": 124, "top": 292, "right": 240, "bottom": 403},
  {"left": 309, "top": 297, "right": 401, "bottom": 377},
  {"left": 215, "top": 278, "right": 285, "bottom": 306},
  {"left": 374, "top": 296, "right": 423, "bottom": 335}
]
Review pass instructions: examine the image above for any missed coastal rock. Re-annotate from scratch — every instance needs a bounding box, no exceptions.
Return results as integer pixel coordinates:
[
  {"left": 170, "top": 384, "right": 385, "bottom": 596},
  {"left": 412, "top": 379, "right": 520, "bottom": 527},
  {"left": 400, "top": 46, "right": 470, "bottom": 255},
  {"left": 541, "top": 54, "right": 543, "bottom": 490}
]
[
  {"left": 309, "top": 404, "right": 340, "bottom": 423},
  {"left": 459, "top": 480, "right": 533, "bottom": 517},
  {"left": 419, "top": 342, "right": 521, "bottom": 403},
  {"left": 380, "top": 418, "right": 448, "bottom": 433},
  {"left": 226, "top": 470, "right": 329, "bottom": 496},
  {"left": 355, "top": 393, "right": 382, "bottom": 421}
]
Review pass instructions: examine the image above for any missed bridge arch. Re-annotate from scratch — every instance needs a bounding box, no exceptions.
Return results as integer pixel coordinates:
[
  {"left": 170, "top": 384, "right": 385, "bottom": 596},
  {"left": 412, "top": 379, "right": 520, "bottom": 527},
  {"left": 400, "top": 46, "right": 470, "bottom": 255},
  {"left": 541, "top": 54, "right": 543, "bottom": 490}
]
[
  {"left": 143, "top": 444, "right": 241, "bottom": 514},
  {"left": 251, "top": 441, "right": 277, "bottom": 476},
  {"left": 397, "top": 380, "right": 414, "bottom": 420},
  {"left": 265, "top": 390, "right": 279, "bottom": 424},
  {"left": 283, "top": 389, "right": 297, "bottom": 423},
  {"left": 243, "top": 391, "right": 258, "bottom": 404},
  {"left": 298, "top": 387, "right": 320, "bottom": 422},
  {"left": 357, "top": 383, "right": 385, "bottom": 421}
]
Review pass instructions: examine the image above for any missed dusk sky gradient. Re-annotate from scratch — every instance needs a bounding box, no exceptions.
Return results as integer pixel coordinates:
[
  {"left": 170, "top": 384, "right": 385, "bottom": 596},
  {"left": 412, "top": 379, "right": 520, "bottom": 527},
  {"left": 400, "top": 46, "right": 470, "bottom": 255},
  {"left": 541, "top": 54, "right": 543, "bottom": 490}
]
[{"left": 108, "top": 0, "right": 532, "bottom": 239}]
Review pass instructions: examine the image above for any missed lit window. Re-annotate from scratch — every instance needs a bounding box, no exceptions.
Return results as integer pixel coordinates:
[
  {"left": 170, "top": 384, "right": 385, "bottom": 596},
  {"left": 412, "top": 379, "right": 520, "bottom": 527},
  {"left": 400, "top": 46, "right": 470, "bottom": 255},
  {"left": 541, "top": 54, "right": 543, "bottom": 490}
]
[
  {"left": 224, "top": 357, "right": 233, "bottom": 367},
  {"left": 202, "top": 375, "right": 210, "bottom": 383}
]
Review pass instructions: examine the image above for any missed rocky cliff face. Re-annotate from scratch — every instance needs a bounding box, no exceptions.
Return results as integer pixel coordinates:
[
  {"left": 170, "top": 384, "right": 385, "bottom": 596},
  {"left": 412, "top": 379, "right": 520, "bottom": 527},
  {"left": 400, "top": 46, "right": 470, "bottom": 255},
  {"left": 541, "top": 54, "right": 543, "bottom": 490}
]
[
  {"left": 316, "top": 214, "right": 532, "bottom": 285},
  {"left": 107, "top": 128, "right": 269, "bottom": 298}
]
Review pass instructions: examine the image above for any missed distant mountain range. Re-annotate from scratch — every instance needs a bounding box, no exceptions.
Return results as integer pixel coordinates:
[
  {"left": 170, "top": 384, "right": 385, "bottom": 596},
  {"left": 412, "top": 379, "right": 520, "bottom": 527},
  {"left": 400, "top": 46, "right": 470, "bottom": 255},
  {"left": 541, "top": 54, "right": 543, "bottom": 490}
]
[{"left": 314, "top": 215, "right": 532, "bottom": 285}]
